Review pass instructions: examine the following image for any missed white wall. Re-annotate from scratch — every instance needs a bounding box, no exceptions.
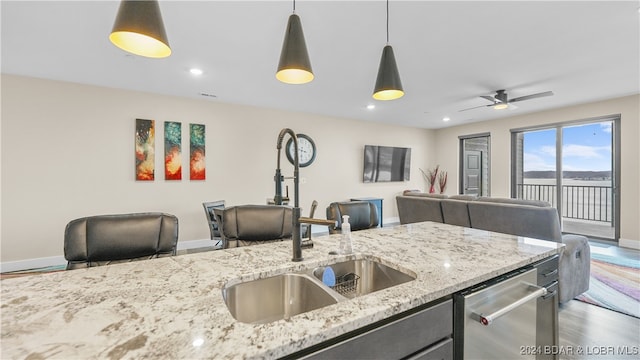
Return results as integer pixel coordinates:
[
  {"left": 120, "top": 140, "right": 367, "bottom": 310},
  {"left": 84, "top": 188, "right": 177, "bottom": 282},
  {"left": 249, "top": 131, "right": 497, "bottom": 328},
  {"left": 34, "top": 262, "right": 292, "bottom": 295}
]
[
  {"left": 3, "top": 75, "right": 638, "bottom": 269},
  {"left": 1, "top": 75, "right": 435, "bottom": 265},
  {"left": 433, "top": 95, "right": 640, "bottom": 248}
]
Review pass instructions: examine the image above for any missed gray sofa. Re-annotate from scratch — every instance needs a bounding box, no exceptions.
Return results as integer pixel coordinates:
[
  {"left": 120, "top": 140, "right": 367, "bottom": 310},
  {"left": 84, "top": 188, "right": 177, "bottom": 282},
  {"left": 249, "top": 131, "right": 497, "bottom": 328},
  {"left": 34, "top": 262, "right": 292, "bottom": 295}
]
[{"left": 396, "top": 191, "right": 590, "bottom": 303}]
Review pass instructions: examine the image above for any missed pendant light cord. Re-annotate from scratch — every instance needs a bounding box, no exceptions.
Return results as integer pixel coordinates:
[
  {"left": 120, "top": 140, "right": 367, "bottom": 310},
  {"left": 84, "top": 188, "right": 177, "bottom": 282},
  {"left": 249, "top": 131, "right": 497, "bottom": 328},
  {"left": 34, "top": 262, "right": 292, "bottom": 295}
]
[
  {"left": 386, "top": 0, "right": 390, "bottom": 44},
  {"left": 293, "top": 0, "right": 296, "bottom": 13}
]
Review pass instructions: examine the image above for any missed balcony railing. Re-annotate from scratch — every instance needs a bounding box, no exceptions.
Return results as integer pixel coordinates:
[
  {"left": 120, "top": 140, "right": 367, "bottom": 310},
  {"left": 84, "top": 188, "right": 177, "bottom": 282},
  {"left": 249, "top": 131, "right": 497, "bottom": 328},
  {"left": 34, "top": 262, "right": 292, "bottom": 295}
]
[{"left": 516, "top": 184, "right": 613, "bottom": 222}]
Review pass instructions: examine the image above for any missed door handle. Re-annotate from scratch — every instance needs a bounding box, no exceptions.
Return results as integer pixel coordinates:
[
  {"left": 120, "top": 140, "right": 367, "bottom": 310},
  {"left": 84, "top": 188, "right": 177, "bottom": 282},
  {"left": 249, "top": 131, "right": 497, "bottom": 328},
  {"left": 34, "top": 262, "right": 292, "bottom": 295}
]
[{"left": 471, "top": 283, "right": 547, "bottom": 326}]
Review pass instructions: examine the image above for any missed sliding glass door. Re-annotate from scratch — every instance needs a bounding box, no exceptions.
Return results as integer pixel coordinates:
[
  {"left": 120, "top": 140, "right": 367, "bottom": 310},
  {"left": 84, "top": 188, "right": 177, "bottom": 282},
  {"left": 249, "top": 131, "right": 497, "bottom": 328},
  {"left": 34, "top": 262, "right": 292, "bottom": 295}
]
[{"left": 511, "top": 117, "right": 620, "bottom": 241}]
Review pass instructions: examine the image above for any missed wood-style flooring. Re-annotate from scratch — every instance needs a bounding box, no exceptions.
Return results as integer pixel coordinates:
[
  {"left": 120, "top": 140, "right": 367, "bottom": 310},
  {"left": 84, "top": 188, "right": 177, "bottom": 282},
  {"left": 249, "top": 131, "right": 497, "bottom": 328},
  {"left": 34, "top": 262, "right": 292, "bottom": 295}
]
[
  {"left": 558, "top": 241, "right": 639, "bottom": 360},
  {"left": 559, "top": 300, "right": 639, "bottom": 359}
]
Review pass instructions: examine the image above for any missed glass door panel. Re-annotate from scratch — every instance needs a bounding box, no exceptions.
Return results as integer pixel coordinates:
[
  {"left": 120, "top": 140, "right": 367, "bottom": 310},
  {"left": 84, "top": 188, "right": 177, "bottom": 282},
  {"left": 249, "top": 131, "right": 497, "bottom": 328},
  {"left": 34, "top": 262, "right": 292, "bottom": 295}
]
[
  {"left": 515, "top": 128, "right": 558, "bottom": 207},
  {"left": 512, "top": 119, "right": 617, "bottom": 241},
  {"left": 561, "top": 122, "right": 614, "bottom": 239}
]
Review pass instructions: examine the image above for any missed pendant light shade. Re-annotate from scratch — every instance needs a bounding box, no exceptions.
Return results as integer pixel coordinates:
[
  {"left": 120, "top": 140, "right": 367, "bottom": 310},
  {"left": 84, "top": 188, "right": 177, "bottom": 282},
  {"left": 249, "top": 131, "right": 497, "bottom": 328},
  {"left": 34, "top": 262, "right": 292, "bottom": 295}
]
[
  {"left": 373, "top": 45, "right": 404, "bottom": 100},
  {"left": 276, "top": 13, "right": 314, "bottom": 84},
  {"left": 372, "top": 0, "right": 403, "bottom": 100},
  {"left": 109, "top": 0, "right": 171, "bottom": 58}
]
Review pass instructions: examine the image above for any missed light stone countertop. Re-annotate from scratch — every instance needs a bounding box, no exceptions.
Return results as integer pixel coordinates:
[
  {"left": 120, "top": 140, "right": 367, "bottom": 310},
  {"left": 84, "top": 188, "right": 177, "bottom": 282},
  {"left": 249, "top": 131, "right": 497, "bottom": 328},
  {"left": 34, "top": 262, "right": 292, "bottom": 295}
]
[{"left": 1, "top": 222, "right": 563, "bottom": 359}]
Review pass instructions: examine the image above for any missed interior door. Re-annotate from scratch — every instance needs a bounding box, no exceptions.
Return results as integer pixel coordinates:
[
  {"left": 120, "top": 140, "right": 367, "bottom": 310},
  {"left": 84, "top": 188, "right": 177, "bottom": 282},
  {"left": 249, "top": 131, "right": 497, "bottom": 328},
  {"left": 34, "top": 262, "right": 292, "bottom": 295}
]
[{"left": 463, "top": 150, "right": 482, "bottom": 195}]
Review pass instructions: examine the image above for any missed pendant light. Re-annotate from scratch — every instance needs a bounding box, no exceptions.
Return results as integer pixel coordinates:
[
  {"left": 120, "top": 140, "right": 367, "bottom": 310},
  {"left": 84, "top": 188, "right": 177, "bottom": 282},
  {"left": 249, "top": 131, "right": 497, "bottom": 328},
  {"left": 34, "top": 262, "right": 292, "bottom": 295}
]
[
  {"left": 109, "top": 0, "right": 171, "bottom": 58},
  {"left": 373, "top": 0, "right": 404, "bottom": 100},
  {"left": 276, "top": 0, "right": 314, "bottom": 84}
]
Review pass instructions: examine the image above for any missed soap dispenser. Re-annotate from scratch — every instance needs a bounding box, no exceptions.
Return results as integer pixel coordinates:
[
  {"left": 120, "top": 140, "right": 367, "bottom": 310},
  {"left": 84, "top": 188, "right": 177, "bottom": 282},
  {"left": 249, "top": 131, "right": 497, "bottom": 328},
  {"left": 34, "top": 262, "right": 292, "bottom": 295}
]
[{"left": 340, "top": 215, "right": 353, "bottom": 254}]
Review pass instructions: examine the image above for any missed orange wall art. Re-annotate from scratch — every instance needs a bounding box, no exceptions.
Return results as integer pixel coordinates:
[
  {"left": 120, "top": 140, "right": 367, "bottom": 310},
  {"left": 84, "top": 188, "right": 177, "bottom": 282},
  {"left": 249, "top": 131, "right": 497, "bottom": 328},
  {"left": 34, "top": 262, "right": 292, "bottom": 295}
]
[{"left": 135, "top": 118, "right": 155, "bottom": 181}]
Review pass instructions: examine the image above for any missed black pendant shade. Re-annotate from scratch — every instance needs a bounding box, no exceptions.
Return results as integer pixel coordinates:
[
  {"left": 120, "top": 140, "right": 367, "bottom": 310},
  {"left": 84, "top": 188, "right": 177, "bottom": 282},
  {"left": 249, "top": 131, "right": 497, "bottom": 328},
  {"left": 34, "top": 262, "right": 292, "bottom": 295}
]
[
  {"left": 373, "top": 45, "right": 404, "bottom": 100},
  {"left": 276, "top": 14, "right": 314, "bottom": 84},
  {"left": 109, "top": 0, "right": 171, "bottom": 58}
]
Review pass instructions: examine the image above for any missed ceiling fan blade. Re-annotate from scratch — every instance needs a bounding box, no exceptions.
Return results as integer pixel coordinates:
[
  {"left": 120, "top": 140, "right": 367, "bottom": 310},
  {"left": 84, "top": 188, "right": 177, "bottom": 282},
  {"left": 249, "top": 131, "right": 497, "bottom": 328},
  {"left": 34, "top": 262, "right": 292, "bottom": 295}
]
[
  {"left": 510, "top": 91, "right": 554, "bottom": 103},
  {"left": 480, "top": 95, "right": 496, "bottom": 103},
  {"left": 459, "top": 104, "right": 493, "bottom": 112}
]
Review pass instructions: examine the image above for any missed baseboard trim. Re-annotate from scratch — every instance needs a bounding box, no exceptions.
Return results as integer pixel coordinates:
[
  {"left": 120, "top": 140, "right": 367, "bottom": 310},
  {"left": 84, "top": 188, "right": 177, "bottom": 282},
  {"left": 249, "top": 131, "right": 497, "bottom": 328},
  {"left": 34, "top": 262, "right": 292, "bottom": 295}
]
[
  {"left": 384, "top": 217, "right": 400, "bottom": 226},
  {"left": 1, "top": 238, "right": 219, "bottom": 273},
  {"left": 177, "top": 238, "right": 218, "bottom": 250},
  {"left": 619, "top": 238, "right": 640, "bottom": 250},
  {"left": 1, "top": 255, "right": 66, "bottom": 273}
]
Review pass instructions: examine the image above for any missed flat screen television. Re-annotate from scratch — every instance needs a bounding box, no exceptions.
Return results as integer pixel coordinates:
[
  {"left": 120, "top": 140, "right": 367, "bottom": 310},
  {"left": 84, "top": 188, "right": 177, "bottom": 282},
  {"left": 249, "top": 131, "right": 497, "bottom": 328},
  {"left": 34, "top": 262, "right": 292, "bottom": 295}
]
[{"left": 363, "top": 145, "right": 411, "bottom": 183}]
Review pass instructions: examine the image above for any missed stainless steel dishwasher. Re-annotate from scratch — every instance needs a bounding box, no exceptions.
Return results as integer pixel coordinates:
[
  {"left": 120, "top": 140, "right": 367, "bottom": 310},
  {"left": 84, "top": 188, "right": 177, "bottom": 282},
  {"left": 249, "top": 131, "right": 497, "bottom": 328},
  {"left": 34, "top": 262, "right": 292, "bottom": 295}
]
[{"left": 454, "top": 267, "right": 550, "bottom": 360}]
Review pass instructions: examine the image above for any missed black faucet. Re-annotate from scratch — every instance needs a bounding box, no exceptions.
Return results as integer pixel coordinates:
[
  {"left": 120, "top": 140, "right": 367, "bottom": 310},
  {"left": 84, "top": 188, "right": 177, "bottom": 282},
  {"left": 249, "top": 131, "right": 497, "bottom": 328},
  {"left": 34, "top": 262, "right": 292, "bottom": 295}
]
[{"left": 275, "top": 128, "right": 335, "bottom": 261}]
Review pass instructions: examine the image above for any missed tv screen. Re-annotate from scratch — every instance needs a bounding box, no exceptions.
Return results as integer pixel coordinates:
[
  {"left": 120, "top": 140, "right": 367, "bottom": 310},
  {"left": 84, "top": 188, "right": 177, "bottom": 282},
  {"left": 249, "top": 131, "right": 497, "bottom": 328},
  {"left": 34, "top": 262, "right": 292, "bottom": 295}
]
[{"left": 363, "top": 145, "right": 411, "bottom": 183}]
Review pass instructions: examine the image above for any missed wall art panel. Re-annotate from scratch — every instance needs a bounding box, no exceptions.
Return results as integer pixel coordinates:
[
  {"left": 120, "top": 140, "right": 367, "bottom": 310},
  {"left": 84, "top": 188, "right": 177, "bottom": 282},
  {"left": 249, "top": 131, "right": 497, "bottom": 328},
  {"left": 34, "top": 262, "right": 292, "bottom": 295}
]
[
  {"left": 164, "top": 121, "right": 182, "bottom": 180},
  {"left": 135, "top": 118, "right": 155, "bottom": 181},
  {"left": 190, "top": 123, "right": 206, "bottom": 180}
]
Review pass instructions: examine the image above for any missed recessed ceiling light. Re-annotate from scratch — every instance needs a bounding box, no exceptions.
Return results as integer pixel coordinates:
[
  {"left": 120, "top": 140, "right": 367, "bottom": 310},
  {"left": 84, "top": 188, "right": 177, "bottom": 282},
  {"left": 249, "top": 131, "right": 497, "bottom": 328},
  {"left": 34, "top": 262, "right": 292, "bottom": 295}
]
[
  {"left": 367, "top": 104, "right": 375, "bottom": 110},
  {"left": 190, "top": 68, "right": 203, "bottom": 76},
  {"left": 443, "top": 117, "right": 451, "bottom": 122}
]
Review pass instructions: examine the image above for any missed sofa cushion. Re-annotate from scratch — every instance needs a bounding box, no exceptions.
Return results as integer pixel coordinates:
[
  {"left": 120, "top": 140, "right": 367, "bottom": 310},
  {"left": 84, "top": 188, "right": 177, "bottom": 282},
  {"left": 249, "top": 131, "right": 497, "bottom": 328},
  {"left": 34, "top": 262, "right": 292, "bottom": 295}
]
[
  {"left": 467, "top": 202, "right": 562, "bottom": 241},
  {"left": 476, "top": 196, "right": 551, "bottom": 207},
  {"left": 558, "top": 234, "right": 591, "bottom": 303},
  {"left": 396, "top": 196, "right": 444, "bottom": 224},
  {"left": 441, "top": 199, "right": 471, "bottom": 227},
  {"left": 404, "top": 192, "right": 449, "bottom": 199},
  {"left": 449, "top": 194, "right": 478, "bottom": 201}
]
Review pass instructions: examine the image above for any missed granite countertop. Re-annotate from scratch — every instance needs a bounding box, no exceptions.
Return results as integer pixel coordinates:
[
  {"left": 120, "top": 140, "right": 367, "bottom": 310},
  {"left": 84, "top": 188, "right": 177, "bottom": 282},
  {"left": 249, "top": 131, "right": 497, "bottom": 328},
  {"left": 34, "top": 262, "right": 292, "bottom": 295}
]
[{"left": 1, "top": 222, "right": 563, "bottom": 359}]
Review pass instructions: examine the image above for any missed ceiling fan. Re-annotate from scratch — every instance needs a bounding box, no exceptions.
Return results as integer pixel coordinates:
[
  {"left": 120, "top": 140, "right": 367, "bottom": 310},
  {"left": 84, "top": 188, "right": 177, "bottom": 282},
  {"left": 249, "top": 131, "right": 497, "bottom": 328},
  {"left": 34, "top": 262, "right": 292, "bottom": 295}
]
[{"left": 460, "top": 89, "right": 554, "bottom": 111}]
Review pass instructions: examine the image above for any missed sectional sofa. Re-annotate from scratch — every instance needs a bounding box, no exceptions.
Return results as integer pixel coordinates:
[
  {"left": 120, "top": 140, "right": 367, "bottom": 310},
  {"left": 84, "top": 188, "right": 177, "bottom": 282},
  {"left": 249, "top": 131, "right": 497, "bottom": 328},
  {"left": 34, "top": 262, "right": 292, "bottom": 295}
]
[{"left": 396, "top": 191, "right": 590, "bottom": 303}]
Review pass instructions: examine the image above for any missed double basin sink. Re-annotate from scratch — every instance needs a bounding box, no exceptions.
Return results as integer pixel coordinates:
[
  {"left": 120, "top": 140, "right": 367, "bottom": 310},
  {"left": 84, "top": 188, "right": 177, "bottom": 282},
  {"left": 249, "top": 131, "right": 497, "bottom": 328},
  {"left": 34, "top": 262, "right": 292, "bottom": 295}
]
[{"left": 222, "top": 257, "right": 416, "bottom": 324}]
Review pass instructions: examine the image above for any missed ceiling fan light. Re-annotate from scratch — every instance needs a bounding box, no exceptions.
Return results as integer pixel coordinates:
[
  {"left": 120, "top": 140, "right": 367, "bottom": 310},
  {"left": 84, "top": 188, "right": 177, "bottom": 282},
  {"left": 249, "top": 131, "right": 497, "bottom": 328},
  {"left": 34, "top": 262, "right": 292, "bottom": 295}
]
[
  {"left": 276, "top": 14, "right": 314, "bottom": 84},
  {"left": 373, "top": 45, "right": 404, "bottom": 101},
  {"left": 493, "top": 103, "right": 509, "bottom": 110},
  {"left": 109, "top": 0, "right": 171, "bottom": 58}
]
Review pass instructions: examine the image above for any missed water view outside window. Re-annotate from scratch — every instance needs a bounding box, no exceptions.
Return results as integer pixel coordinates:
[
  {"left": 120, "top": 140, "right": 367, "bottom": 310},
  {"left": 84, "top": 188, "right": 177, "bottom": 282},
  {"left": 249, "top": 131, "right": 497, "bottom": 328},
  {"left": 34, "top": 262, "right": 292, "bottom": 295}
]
[{"left": 516, "top": 121, "right": 614, "bottom": 239}]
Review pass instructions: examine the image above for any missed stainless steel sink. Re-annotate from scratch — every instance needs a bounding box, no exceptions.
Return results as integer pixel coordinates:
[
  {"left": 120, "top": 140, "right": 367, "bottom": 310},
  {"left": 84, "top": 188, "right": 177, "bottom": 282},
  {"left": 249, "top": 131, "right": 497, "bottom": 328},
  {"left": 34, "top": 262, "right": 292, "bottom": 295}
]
[
  {"left": 222, "top": 257, "right": 416, "bottom": 324},
  {"left": 222, "top": 273, "right": 341, "bottom": 324},
  {"left": 314, "top": 258, "right": 416, "bottom": 299}
]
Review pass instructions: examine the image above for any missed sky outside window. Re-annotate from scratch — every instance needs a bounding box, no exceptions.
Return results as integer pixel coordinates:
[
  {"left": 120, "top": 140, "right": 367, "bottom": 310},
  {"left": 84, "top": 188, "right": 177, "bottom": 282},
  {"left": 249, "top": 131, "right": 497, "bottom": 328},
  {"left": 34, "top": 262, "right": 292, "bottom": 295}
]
[{"left": 523, "top": 122, "right": 612, "bottom": 172}]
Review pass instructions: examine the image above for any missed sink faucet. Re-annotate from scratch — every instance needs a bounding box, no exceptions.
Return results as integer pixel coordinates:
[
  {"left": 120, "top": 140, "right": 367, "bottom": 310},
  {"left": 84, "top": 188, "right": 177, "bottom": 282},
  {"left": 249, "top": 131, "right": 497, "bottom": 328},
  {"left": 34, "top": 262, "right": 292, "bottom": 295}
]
[{"left": 274, "top": 128, "right": 335, "bottom": 262}]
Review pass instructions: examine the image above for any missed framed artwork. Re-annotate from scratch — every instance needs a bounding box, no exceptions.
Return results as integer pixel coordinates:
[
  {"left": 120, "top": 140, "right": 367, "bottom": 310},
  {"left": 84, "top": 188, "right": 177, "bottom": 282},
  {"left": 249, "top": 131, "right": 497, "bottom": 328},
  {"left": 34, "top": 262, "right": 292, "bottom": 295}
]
[
  {"left": 190, "top": 123, "right": 206, "bottom": 180},
  {"left": 135, "top": 118, "right": 155, "bottom": 181},
  {"left": 164, "top": 121, "right": 182, "bottom": 180}
]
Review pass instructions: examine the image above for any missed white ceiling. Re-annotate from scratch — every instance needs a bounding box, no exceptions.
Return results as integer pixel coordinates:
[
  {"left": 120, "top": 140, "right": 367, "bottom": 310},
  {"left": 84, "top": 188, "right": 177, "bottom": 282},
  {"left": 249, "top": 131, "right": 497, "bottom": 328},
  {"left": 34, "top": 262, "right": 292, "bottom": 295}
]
[{"left": 2, "top": 1, "right": 639, "bottom": 129}]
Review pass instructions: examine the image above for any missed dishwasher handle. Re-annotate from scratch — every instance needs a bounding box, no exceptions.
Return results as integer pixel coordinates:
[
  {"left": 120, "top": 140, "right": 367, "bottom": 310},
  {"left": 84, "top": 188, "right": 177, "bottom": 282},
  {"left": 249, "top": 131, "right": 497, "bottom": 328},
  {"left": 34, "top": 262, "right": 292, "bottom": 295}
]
[{"left": 471, "top": 284, "right": 547, "bottom": 326}]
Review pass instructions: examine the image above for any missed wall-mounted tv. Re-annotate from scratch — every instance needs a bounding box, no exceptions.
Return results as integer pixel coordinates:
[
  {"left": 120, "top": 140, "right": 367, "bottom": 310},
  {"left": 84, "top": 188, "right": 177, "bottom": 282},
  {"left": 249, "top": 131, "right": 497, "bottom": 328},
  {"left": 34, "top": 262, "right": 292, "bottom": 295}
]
[{"left": 363, "top": 145, "right": 411, "bottom": 183}]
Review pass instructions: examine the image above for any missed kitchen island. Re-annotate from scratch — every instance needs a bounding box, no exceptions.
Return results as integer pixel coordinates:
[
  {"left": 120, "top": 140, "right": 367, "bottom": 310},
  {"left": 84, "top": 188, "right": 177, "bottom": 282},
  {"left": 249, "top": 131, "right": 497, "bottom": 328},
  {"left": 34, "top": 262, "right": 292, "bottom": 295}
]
[{"left": 1, "top": 221, "right": 563, "bottom": 359}]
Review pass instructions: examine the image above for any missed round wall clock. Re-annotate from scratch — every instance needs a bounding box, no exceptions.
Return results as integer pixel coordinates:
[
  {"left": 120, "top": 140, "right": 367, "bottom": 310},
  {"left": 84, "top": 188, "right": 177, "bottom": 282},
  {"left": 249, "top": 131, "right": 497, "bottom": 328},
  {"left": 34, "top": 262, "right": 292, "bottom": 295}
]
[{"left": 286, "top": 133, "right": 316, "bottom": 167}]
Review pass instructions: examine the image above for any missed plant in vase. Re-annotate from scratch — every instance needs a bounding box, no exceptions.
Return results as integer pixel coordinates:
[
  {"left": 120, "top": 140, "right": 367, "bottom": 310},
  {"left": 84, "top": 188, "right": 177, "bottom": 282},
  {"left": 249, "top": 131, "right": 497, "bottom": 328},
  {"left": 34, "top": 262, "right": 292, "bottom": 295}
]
[
  {"left": 420, "top": 166, "right": 440, "bottom": 194},
  {"left": 438, "top": 171, "right": 448, "bottom": 194}
]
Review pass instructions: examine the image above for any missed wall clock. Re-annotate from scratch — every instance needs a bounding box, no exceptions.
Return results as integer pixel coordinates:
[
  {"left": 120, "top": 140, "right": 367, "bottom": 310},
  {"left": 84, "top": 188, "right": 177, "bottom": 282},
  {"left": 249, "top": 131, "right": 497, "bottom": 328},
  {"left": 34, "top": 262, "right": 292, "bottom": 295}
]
[{"left": 286, "top": 133, "right": 316, "bottom": 167}]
